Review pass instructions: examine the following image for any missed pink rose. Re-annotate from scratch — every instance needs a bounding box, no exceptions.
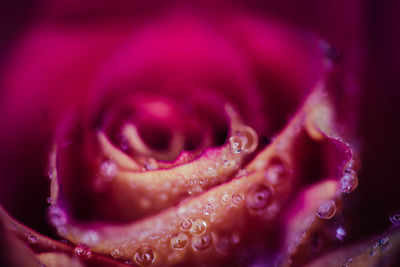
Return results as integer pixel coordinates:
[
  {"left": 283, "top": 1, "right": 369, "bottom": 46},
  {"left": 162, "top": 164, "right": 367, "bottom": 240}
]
[{"left": 1, "top": 1, "right": 399, "bottom": 267}]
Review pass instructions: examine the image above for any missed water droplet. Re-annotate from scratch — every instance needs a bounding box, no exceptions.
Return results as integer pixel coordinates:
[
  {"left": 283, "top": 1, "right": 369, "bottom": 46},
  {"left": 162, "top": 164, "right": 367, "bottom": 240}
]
[
  {"left": 339, "top": 171, "right": 358, "bottom": 193},
  {"left": 246, "top": 184, "right": 273, "bottom": 212},
  {"left": 221, "top": 193, "right": 231, "bottom": 204},
  {"left": 317, "top": 201, "right": 336, "bottom": 219},
  {"left": 198, "top": 177, "right": 207, "bottom": 186},
  {"left": 189, "top": 177, "right": 198, "bottom": 187},
  {"left": 229, "top": 136, "right": 245, "bottom": 154},
  {"left": 99, "top": 158, "right": 118, "bottom": 181},
  {"left": 192, "top": 233, "right": 213, "bottom": 251},
  {"left": 144, "top": 158, "right": 158, "bottom": 171},
  {"left": 390, "top": 211, "right": 400, "bottom": 225},
  {"left": 223, "top": 160, "right": 231, "bottom": 168},
  {"left": 204, "top": 203, "right": 215, "bottom": 215},
  {"left": 231, "top": 193, "right": 245, "bottom": 207},
  {"left": 207, "top": 167, "right": 216, "bottom": 177},
  {"left": 265, "top": 162, "right": 286, "bottom": 184},
  {"left": 190, "top": 219, "right": 207, "bottom": 235},
  {"left": 74, "top": 244, "right": 92, "bottom": 259},
  {"left": 48, "top": 206, "right": 67, "bottom": 227},
  {"left": 236, "top": 126, "right": 258, "bottom": 153},
  {"left": 170, "top": 233, "right": 189, "bottom": 250},
  {"left": 134, "top": 246, "right": 155, "bottom": 266},
  {"left": 28, "top": 235, "right": 38, "bottom": 244},
  {"left": 180, "top": 219, "right": 192, "bottom": 231},
  {"left": 336, "top": 226, "right": 346, "bottom": 241},
  {"left": 111, "top": 248, "right": 122, "bottom": 258}
]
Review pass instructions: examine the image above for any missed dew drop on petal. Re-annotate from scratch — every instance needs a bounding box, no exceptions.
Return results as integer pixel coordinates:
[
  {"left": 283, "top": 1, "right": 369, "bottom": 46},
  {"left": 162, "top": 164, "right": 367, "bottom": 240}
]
[
  {"left": 99, "top": 158, "right": 118, "bottom": 181},
  {"left": 74, "top": 244, "right": 92, "bottom": 259},
  {"left": 389, "top": 211, "right": 400, "bottom": 225},
  {"left": 317, "top": 201, "right": 336, "bottom": 219},
  {"left": 111, "top": 248, "right": 122, "bottom": 258},
  {"left": 198, "top": 177, "right": 207, "bottom": 186},
  {"left": 190, "top": 219, "right": 207, "bottom": 235},
  {"left": 204, "top": 203, "right": 215, "bottom": 215},
  {"left": 207, "top": 167, "right": 216, "bottom": 177},
  {"left": 192, "top": 233, "right": 213, "bottom": 251},
  {"left": 28, "top": 235, "right": 38, "bottom": 244},
  {"left": 231, "top": 193, "right": 245, "bottom": 207},
  {"left": 339, "top": 171, "right": 358, "bottom": 193},
  {"left": 223, "top": 160, "right": 231, "bottom": 168},
  {"left": 134, "top": 246, "right": 155, "bottom": 266},
  {"left": 221, "top": 193, "right": 231, "bottom": 204},
  {"left": 170, "top": 233, "right": 189, "bottom": 250},
  {"left": 245, "top": 184, "right": 273, "bottom": 212},
  {"left": 237, "top": 126, "right": 258, "bottom": 153},
  {"left": 229, "top": 136, "right": 245, "bottom": 154},
  {"left": 180, "top": 219, "right": 192, "bottom": 231}
]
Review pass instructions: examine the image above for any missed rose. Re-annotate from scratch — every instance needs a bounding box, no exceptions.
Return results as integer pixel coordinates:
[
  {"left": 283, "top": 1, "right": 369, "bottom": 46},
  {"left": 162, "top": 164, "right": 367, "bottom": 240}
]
[{"left": 1, "top": 1, "right": 398, "bottom": 267}]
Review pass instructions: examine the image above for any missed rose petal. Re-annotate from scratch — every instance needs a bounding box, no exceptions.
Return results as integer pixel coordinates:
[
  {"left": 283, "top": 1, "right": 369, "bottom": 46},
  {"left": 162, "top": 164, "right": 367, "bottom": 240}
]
[{"left": 48, "top": 73, "right": 354, "bottom": 266}]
